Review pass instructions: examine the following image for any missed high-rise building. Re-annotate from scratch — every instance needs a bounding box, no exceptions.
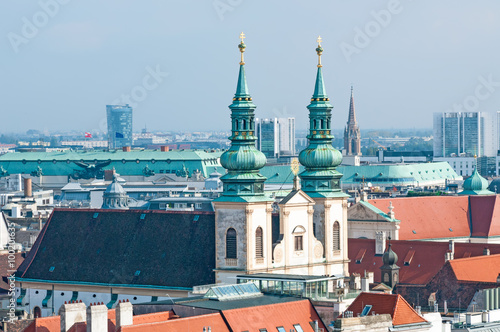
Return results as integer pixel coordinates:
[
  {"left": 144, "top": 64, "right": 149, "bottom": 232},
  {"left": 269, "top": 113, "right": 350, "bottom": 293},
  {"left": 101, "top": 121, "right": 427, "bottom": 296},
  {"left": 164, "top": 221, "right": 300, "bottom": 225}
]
[
  {"left": 343, "top": 86, "right": 361, "bottom": 156},
  {"left": 106, "top": 105, "right": 133, "bottom": 149},
  {"left": 255, "top": 117, "right": 295, "bottom": 158},
  {"left": 433, "top": 112, "right": 496, "bottom": 157}
]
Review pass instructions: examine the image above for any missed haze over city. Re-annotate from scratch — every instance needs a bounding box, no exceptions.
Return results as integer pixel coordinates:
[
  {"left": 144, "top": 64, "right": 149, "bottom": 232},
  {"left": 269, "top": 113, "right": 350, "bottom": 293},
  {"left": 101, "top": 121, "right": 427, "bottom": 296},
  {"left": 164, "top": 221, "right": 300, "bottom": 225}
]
[{"left": 2, "top": 0, "right": 500, "bottom": 133}]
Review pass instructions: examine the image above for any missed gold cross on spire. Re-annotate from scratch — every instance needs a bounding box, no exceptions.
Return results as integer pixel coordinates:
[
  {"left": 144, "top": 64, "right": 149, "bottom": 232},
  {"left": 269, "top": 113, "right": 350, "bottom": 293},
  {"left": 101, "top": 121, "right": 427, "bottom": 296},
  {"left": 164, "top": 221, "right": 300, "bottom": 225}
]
[
  {"left": 238, "top": 32, "right": 246, "bottom": 65},
  {"left": 316, "top": 35, "right": 323, "bottom": 68}
]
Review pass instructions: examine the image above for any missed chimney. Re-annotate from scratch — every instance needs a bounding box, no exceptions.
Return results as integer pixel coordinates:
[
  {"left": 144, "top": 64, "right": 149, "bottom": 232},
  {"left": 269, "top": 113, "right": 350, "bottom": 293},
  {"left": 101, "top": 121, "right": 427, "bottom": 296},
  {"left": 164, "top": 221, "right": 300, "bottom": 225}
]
[
  {"left": 361, "top": 272, "right": 370, "bottom": 292},
  {"left": 24, "top": 178, "right": 32, "bottom": 197},
  {"left": 86, "top": 304, "right": 108, "bottom": 332},
  {"left": 375, "top": 231, "right": 386, "bottom": 255},
  {"left": 361, "top": 191, "right": 368, "bottom": 202},
  {"left": 497, "top": 273, "right": 500, "bottom": 283},
  {"left": 59, "top": 302, "right": 86, "bottom": 332},
  {"left": 122, "top": 146, "right": 131, "bottom": 152},
  {"left": 104, "top": 168, "right": 116, "bottom": 181},
  {"left": 161, "top": 146, "right": 169, "bottom": 152},
  {"left": 388, "top": 201, "right": 395, "bottom": 219},
  {"left": 449, "top": 240, "right": 455, "bottom": 256},
  {"left": 116, "top": 301, "right": 133, "bottom": 329},
  {"left": 484, "top": 248, "right": 490, "bottom": 256}
]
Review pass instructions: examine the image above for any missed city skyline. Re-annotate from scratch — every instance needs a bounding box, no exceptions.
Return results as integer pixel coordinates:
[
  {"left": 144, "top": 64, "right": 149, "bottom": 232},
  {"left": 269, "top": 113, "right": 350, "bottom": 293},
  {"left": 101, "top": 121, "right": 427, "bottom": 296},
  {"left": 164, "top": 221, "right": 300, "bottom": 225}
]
[{"left": 2, "top": 1, "right": 500, "bottom": 134}]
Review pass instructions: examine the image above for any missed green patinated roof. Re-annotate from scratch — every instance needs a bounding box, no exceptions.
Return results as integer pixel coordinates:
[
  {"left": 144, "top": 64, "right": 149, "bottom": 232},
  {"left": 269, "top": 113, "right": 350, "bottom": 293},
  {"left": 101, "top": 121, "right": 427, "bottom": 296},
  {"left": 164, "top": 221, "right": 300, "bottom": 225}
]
[
  {"left": 459, "top": 168, "right": 494, "bottom": 196},
  {"left": 0, "top": 150, "right": 222, "bottom": 177},
  {"left": 261, "top": 162, "right": 461, "bottom": 186}
]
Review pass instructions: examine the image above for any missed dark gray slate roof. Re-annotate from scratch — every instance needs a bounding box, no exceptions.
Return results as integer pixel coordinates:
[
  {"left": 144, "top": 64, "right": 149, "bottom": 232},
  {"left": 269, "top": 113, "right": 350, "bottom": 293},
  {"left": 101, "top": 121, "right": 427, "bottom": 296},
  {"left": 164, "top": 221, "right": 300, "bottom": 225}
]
[{"left": 17, "top": 209, "right": 216, "bottom": 289}]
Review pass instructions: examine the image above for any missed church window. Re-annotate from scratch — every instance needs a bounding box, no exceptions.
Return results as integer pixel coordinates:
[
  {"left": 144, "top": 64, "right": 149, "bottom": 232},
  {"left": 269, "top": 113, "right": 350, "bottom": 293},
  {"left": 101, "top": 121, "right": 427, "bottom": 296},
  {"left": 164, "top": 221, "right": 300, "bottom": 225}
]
[
  {"left": 320, "top": 119, "right": 324, "bottom": 129},
  {"left": 383, "top": 273, "right": 389, "bottom": 283},
  {"left": 226, "top": 228, "right": 237, "bottom": 259},
  {"left": 255, "top": 227, "right": 263, "bottom": 258},
  {"left": 313, "top": 119, "right": 317, "bottom": 129},
  {"left": 294, "top": 236, "right": 303, "bottom": 251},
  {"left": 243, "top": 119, "right": 247, "bottom": 130},
  {"left": 333, "top": 221, "right": 340, "bottom": 251},
  {"left": 393, "top": 273, "right": 398, "bottom": 283}
]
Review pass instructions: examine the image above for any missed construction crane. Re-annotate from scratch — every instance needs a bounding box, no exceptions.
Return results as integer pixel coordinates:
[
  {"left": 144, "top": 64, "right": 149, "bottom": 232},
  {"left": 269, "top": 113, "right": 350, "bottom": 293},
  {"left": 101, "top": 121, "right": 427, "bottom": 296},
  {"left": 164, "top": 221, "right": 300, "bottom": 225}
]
[{"left": 370, "top": 138, "right": 387, "bottom": 150}]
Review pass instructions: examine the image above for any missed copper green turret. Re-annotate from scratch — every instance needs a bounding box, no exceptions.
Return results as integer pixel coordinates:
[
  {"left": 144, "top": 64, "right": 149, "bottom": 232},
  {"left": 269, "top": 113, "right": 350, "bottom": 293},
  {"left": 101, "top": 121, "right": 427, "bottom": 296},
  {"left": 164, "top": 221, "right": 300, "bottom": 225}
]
[
  {"left": 298, "top": 37, "right": 347, "bottom": 198},
  {"left": 217, "top": 34, "right": 270, "bottom": 202}
]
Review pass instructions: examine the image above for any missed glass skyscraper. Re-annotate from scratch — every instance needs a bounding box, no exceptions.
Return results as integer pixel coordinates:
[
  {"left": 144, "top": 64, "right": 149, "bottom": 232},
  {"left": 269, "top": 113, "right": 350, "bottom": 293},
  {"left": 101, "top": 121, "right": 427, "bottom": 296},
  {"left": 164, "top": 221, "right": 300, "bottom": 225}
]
[{"left": 106, "top": 105, "right": 133, "bottom": 149}]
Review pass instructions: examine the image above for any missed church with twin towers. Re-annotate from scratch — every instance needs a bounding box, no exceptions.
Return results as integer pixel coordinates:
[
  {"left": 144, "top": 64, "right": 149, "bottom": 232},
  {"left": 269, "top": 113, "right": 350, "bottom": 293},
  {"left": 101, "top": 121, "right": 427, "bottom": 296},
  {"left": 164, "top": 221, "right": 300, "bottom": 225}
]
[{"left": 213, "top": 34, "right": 350, "bottom": 284}]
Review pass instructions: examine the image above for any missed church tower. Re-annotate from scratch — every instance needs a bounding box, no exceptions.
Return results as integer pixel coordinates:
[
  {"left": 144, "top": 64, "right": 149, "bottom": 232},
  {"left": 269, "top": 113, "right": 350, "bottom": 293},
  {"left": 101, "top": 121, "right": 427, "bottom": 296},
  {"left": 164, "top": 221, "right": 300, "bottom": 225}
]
[
  {"left": 380, "top": 237, "right": 400, "bottom": 289},
  {"left": 298, "top": 37, "right": 350, "bottom": 277},
  {"left": 213, "top": 34, "right": 274, "bottom": 284},
  {"left": 343, "top": 86, "right": 361, "bottom": 156}
]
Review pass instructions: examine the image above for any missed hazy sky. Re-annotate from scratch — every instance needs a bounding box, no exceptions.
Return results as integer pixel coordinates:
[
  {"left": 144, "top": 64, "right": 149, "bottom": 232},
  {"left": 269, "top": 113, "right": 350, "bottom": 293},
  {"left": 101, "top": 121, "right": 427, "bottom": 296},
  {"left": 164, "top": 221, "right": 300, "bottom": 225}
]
[{"left": 2, "top": 0, "right": 500, "bottom": 134}]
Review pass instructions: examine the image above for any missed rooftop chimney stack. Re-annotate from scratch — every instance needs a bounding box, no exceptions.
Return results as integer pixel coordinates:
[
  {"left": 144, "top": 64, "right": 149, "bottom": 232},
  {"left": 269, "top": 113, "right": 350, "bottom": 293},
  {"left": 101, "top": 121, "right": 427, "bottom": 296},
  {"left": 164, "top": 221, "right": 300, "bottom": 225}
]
[
  {"left": 484, "top": 248, "right": 490, "bottom": 256},
  {"left": 59, "top": 302, "right": 86, "bottom": 332},
  {"left": 361, "top": 191, "right": 368, "bottom": 202},
  {"left": 497, "top": 273, "right": 500, "bottom": 283},
  {"left": 122, "top": 146, "right": 131, "bottom": 152},
  {"left": 161, "top": 146, "right": 169, "bottom": 152},
  {"left": 23, "top": 178, "right": 32, "bottom": 197},
  {"left": 375, "top": 231, "right": 386, "bottom": 255},
  {"left": 86, "top": 304, "right": 108, "bottom": 332},
  {"left": 116, "top": 301, "right": 133, "bottom": 329}
]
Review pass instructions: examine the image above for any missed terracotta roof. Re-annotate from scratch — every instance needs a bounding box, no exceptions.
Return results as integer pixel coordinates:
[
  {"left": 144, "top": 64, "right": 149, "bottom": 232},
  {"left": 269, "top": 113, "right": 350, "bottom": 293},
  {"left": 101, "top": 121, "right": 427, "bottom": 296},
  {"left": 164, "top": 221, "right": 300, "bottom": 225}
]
[
  {"left": 469, "top": 195, "right": 500, "bottom": 237},
  {"left": 448, "top": 254, "right": 500, "bottom": 282},
  {"left": 24, "top": 316, "right": 60, "bottom": 332},
  {"left": 119, "top": 313, "right": 230, "bottom": 332},
  {"left": 222, "top": 298, "right": 327, "bottom": 332},
  {"left": 369, "top": 196, "right": 470, "bottom": 240},
  {"left": 348, "top": 238, "right": 500, "bottom": 285},
  {"left": 344, "top": 292, "right": 427, "bottom": 326}
]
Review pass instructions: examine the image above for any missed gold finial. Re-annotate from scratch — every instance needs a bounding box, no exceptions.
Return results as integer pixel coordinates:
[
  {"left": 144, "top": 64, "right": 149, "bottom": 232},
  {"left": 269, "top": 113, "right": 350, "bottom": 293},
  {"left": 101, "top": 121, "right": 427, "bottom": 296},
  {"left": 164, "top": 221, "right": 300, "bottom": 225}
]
[
  {"left": 238, "top": 32, "right": 246, "bottom": 65},
  {"left": 316, "top": 35, "right": 323, "bottom": 68}
]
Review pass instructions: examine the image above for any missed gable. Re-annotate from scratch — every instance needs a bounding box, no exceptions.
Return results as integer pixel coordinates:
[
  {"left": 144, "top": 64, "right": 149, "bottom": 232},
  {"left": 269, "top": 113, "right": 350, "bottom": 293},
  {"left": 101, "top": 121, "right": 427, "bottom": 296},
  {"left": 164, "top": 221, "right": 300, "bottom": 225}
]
[
  {"left": 17, "top": 209, "right": 216, "bottom": 288},
  {"left": 469, "top": 195, "right": 500, "bottom": 237},
  {"left": 348, "top": 201, "right": 392, "bottom": 222},
  {"left": 279, "top": 190, "right": 315, "bottom": 205}
]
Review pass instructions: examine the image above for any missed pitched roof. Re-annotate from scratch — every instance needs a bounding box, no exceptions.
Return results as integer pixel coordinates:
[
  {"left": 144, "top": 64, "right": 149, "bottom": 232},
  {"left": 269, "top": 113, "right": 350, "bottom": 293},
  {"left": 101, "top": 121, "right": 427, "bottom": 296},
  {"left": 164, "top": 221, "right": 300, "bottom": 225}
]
[
  {"left": 222, "top": 299, "right": 327, "bottom": 332},
  {"left": 448, "top": 254, "right": 500, "bottom": 283},
  {"left": 469, "top": 195, "right": 500, "bottom": 237},
  {"left": 344, "top": 292, "right": 427, "bottom": 326},
  {"left": 348, "top": 238, "right": 500, "bottom": 285},
  {"left": 17, "top": 209, "right": 216, "bottom": 288},
  {"left": 119, "top": 313, "right": 230, "bottom": 332},
  {"left": 0, "top": 253, "right": 23, "bottom": 292},
  {"left": 24, "top": 316, "right": 60, "bottom": 332},
  {"left": 369, "top": 196, "right": 470, "bottom": 240}
]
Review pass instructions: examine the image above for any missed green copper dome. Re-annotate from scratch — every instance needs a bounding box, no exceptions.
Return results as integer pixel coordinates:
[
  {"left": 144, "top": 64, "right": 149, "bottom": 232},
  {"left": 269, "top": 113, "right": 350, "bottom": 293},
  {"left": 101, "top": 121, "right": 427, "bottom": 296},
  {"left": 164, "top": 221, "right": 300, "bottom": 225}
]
[
  {"left": 299, "top": 143, "right": 342, "bottom": 168},
  {"left": 220, "top": 145, "right": 266, "bottom": 171},
  {"left": 382, "top": 244, "right": 398, "bottom": 267},
  {"left": 459, "top": 167, "right": 494, "bottom": 196}
]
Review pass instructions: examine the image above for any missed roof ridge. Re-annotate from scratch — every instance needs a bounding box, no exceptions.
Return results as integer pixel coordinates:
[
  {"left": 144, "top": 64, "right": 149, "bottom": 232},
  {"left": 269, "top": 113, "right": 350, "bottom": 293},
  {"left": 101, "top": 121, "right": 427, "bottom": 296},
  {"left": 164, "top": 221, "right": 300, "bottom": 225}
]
[{"left": 450, "top": 253, "right": 500, "bottom": 263}]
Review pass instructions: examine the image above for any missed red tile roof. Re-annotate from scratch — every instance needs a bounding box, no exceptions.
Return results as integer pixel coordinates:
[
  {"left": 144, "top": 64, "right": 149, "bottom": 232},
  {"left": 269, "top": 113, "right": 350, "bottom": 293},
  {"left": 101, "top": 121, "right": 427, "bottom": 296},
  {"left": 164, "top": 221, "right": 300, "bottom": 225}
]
[
  {"left": 348, "top": 238, "right": 500, "bottom": 285},
  {"left": 469, "top": 195, "right": 500, "bottom": 237},
  {"left": 448, "top": 254, "right": 500, "bottom": 282},
  {"left": 222, "top": 299, "right": 326, "bottom": 332},
  {"left": 24, "top": 316, "right": 60, "bottom": 332},
  {"left": 344, "top": 292, "right": 427, "bottom": 326},
  {"left": 119, "top": 313, "right": 230, "bottom": 332},
  {"left": 369, "top": 196, "right": 470, "bottom": 240}
]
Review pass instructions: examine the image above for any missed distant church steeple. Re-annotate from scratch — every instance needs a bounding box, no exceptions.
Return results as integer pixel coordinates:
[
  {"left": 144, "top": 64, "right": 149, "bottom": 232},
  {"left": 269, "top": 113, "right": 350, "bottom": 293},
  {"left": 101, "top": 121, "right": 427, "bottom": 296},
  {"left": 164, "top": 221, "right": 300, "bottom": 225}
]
[
  {"left": 344, "top": 86, "right": 361, "bottom": 156},
  {"left": 298, "top": 37, "right": 344, "bottom": 198}
]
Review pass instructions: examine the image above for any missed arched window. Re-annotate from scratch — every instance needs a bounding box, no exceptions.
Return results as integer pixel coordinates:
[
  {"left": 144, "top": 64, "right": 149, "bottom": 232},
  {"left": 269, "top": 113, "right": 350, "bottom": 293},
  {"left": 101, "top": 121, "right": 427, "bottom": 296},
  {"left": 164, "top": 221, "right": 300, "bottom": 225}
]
[
  {"left": 255, "top": 227, "right": 263, "bottom": 258},
  {"left": 226, "top": 228, "right": 237, "bottom": 259},
  {"left": 333, "top": 221, "right": 340, "bottom": 251},
  {"left": 313, "top": 119, "right": 317, "bottom": 129},
  {"left": 243, "top": 119, "right": 247, "bottom": 130},
  {"left": 320, "top": 119, "right": 324, "bottom": 129}
]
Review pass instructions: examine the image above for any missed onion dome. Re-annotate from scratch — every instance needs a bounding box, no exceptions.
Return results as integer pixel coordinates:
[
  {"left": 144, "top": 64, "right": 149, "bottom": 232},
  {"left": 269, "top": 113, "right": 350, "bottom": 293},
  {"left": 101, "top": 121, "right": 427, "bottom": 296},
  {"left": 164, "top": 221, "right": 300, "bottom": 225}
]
[
  {"left": 382, "top": 243, "right": 398, "bottom": 267},
  {"left": 459, "top": 167, "right": 494, "bottom": 196}
]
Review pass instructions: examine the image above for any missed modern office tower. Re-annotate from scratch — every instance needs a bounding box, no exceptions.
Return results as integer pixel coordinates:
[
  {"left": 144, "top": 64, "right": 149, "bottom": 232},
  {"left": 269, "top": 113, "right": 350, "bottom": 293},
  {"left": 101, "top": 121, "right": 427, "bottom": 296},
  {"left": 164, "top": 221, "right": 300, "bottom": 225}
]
[
  {"left": 344, "top": 86, "right": 361, "bottom": 156},
  {"left": 255, "top": 117, "right": 296, "bottom": 158},
  {"left": 106, "top": 104, "right": 133, "bottom": 149},
  {"left": 433, "top": 112, "right": 495, "bottom": 158}
]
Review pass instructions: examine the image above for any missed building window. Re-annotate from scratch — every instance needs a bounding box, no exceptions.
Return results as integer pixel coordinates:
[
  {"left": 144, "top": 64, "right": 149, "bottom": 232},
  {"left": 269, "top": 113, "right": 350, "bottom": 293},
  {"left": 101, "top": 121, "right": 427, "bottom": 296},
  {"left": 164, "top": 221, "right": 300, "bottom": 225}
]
[
  {"left": 333, "top": 221, "right": 340, "bottom": 251},
  {"left": 255, "top": 227, "right": 263, "bottom": 258},
  {"left": 195, "top": 203, "right": 202, "bottom": 209},
  {"left": 294, "top": 235, "right": 303, "bottom": 251},
  {"left": 226, "top": 228, "right": 237, "bottom": 259}
]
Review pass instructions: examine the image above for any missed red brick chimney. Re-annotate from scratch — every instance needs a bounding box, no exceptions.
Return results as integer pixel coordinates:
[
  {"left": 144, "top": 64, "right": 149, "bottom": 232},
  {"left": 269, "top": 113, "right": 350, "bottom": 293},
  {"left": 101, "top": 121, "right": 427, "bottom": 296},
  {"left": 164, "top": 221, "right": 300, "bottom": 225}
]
[
  {"left": 161, "top": 146, "right": 169, "bottom": 152},
  {"left": 122, "top": 146, "right": 131, "bottom": 152}
]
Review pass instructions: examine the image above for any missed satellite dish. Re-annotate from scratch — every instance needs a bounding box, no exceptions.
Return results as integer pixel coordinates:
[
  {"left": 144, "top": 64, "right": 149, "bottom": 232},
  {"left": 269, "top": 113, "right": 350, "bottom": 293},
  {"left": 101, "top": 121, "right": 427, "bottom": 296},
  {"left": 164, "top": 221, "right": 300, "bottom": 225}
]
[{"left": 367, "top": 182, "right": 373, "bottom": 187}]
